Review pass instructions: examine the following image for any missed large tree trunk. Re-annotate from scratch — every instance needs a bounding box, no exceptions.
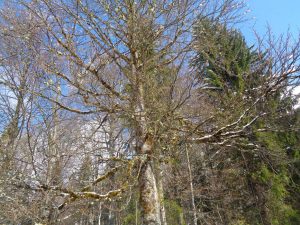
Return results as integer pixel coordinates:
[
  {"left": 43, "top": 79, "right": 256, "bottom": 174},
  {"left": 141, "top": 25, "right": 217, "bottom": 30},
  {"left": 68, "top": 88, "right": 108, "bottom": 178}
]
[
  {"left": 139, "top": 159, "right": 162, "bottom": 225},
  {"left": 132, "top": 53, "right": 162, "bottom": 223},
  {"left": 138, "top": 137, "right": 162, "bottom": 225}
]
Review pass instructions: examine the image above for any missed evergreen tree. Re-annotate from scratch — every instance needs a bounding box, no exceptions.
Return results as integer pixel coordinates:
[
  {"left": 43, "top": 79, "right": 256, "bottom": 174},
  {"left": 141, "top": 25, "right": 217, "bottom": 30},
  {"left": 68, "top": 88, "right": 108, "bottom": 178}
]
[{"left": 192, "top": 19, "right": 300, "bottom": 224}]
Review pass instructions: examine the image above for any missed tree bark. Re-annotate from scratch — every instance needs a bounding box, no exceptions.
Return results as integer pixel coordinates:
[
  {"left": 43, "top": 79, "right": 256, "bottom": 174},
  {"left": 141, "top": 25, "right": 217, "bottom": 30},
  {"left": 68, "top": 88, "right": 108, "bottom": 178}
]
[
  {"left": 185, "top": 144, "right": 198, "bottom": 225},
  {"left": 158, "top": 167, "right": 167, "bottom": 225},
  {"left": 138, "top": 138, "right": 162, "bottom": 225}
]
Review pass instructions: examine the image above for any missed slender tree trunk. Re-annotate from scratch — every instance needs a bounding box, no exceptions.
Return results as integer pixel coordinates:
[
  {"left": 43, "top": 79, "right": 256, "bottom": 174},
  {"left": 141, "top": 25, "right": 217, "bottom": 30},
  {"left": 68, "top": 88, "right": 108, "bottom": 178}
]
[
  {"left": 158, "top": 167, "right": 167, "bottom": 225},
  {"left": 135, "top": 200, "right": 138, "bottom": 225},
  {"left": 185, "top": 144, "right": 197, "bottom": 225},
  {"left": 1, "top": 92, "right": 22, "bottom": 166},
  {"left": 47, "top": 89, "right": 61, "bottom": 225},
  {"left": 98, "top": 202, "right": 102, "bottom": 225}
]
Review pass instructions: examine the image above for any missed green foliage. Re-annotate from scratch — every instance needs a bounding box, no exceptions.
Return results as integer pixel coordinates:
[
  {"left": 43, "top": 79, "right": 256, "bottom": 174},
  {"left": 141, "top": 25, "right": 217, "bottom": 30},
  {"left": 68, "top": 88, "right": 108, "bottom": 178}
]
[
  {"left": 123, "top": 213, "right": 139, "bottom": 225},
  {"left": 253, "top": 164, "right": 299, "bottom": 225},
  {"left": 256, "top": 132, "right": 283, "bottom": 153},
  {"left": 253, "top": 115, "right": 300, "bottom": 224},
  {"left": 231, "top": 218, "right": 250, "bottom": 225},
  {"left": 193, "top": 19, "right": 255, "bottom": 92},
  {"left": 193, "top": 18, "right": 300, "bottom": 225},
  {"left": 164, "top": 199, "right": 186, "bottom": 225}
]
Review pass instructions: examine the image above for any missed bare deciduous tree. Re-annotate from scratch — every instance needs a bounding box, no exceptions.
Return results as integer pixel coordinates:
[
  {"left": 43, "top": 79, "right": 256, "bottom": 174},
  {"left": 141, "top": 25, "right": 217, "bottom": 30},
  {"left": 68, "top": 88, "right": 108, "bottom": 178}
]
[{"left": 0, "top": 0, "right": 300, "bottom": 224}]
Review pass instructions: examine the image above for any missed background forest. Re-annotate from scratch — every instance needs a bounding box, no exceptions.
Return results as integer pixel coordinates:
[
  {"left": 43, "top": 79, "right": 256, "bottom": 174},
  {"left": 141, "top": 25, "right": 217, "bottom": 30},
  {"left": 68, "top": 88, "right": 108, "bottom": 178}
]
[{"left": 0, "top": 0, "right": 299, "bottom": 225}]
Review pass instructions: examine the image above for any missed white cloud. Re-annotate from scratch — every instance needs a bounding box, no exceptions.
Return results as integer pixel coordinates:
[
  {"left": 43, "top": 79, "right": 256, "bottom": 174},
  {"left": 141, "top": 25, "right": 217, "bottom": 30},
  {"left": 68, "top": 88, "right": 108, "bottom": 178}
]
[{"left": 292, "top": 85, "right": 300, "bottom": 108}]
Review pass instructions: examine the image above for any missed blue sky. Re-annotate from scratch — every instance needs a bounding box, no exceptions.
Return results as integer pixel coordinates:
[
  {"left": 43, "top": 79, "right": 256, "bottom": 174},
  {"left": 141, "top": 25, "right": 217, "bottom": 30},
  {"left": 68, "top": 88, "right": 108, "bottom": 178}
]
[
  {"left": 238, "top": 1, "right": 300, "bottom": 105},
  {"left": 240, "top": 0, "right": 300, "bottom": 44}
]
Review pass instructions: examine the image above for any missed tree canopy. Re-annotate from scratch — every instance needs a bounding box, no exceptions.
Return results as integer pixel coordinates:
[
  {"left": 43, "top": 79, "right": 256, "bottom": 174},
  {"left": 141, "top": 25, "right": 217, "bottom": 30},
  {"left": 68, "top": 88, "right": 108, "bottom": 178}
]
[{"left": 0, "top": 1, "right": 299, "bottom": 224}]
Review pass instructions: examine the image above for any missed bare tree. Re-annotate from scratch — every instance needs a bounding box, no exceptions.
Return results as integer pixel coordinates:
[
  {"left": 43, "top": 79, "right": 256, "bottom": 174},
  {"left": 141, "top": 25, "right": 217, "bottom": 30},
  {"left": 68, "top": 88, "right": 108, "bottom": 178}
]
[
  {"left": 1, "top": 0, "right": 300, "bottom": 224},
  {"left": 4, "top": 1, "right": 247, "bottom": 224}
]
